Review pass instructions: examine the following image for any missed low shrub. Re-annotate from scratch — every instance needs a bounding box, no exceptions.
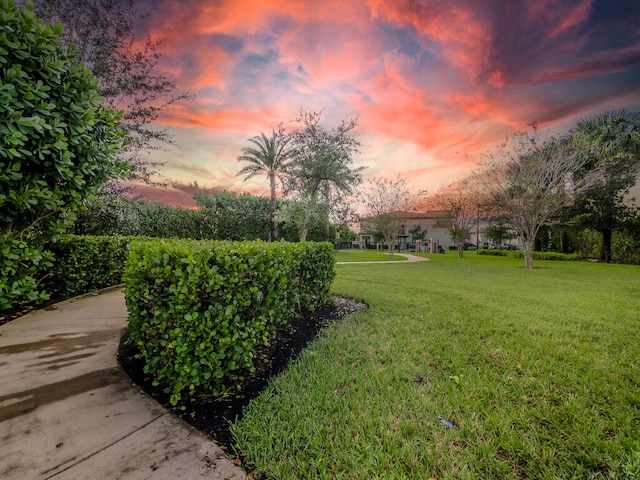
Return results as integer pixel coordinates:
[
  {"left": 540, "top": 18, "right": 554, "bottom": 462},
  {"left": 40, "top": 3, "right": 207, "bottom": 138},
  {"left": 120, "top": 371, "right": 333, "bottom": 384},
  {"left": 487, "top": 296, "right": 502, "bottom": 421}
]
[
  {"left": 123, "top": 239, "right": 335, "bottom": 405},
  {"left": 509, "top": 251, "right": 580, "bottom": 261},
  {"left": 477, "top": 249, "right": 508, "bottom": 256}
]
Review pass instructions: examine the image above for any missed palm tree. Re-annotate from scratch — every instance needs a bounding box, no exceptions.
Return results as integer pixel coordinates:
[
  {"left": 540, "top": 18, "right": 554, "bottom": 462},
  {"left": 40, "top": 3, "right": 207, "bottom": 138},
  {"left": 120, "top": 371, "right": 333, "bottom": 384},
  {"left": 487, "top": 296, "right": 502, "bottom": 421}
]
[{"left": 237, "top": 127, "right": 293, "bottom": 241}]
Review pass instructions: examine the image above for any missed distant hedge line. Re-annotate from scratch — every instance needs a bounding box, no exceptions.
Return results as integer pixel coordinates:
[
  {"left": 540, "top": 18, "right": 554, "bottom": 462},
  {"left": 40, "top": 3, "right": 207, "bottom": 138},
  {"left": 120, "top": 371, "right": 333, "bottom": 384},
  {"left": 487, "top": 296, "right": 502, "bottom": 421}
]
[
  {"left": 123, "top": 239, "right": 335, "bottom": 405},
  {"left": 477, "top": 249, "right": 580, "bottom": 261}
]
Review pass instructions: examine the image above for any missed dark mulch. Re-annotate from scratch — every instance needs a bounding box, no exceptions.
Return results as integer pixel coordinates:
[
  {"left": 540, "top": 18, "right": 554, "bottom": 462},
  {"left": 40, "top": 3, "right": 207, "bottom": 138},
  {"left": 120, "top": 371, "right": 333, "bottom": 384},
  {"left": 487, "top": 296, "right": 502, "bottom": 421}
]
[{"left": 117, "top": 296, "right": 366, "bottom": 451}]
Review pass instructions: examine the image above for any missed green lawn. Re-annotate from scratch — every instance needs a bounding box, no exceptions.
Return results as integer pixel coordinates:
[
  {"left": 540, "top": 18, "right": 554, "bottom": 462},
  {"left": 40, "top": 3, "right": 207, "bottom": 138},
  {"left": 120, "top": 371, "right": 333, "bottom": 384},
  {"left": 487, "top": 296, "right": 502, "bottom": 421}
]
[
  {"left": 231, "top": 254, "right": 640, "bottom": 479},
  {"left": 335, "top": 250, "right": 406, "bottom": 262}
]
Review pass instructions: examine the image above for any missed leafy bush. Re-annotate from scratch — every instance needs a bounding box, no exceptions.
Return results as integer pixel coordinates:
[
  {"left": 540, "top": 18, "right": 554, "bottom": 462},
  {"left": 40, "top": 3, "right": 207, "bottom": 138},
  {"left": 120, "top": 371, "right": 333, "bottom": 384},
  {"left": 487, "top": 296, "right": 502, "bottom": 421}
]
[
  {"left": 123, "top": 239, "right": 335, "bottom": 405},
  {"left": 42, "top": 235, "right": 135, "bottom": 299},
  {"left": 509, "top": 251, "right": 579, "bottom": 261},
  {"left": 0, "top": 1, "right": 124, "bottom": 311},
  {"left": 477, "top": 249, "right": 508, "bottom": 256},
  {"left": 71, "top": 195, "right": 206, "bottom": 240},
  {"left": 479, "top": 249, "right": 579, "bottom": 261}
]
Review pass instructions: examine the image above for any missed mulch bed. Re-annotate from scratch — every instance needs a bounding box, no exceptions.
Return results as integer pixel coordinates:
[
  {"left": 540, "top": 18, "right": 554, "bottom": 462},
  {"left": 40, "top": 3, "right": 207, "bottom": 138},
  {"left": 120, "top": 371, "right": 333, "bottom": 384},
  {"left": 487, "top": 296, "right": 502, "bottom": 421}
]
[{"left": 117, "top": 296, "right": 366, "bottom": 450}]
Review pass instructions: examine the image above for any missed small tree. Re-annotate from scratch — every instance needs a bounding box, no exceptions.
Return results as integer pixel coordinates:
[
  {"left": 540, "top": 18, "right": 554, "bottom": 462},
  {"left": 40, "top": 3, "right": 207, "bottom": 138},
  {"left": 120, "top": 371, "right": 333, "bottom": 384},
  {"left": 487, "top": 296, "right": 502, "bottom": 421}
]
[
  {"left": 432, "top": 179, "right": 478, "bottom": 258},
  {"left": 1, "top": 0, "right": 125, "bottom": 311},
  {"left": 408, "top": 224, "right": 427, "bottom": 244},
  {"left": 286, "top": 110, "right": 365, "bottom": 240},
  {"left": 484, "top": 216, "right": 514, "bottom": 247},
  {"left": 481, "top": 133, "right": 597, "bottom": 268},
  {"left": 360, "top": 177, "right": 423, "bottom": 259}
]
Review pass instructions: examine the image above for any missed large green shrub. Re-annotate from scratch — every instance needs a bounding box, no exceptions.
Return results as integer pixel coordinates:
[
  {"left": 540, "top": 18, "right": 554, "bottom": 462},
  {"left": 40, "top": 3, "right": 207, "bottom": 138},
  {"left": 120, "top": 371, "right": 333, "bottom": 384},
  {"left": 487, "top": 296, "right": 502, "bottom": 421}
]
[
  {"left": 124, "top": 239, "right": 335, "bottom": 405},
  {"left": 71, "top": 195, "right": 205, "bottom": 239},
  {"left": 0, "top": 1, "right": 125, "bottom": 311}
]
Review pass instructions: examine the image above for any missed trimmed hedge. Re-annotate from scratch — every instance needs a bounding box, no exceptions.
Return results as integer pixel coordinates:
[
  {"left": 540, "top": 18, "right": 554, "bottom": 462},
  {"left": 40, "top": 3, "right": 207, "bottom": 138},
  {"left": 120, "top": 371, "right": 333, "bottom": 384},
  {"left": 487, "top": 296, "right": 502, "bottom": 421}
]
[
  {"left": 42, "top": 235, "right": 135, "bottom": 299},
  {"left": 477, "top": 249, "right": 508, "bottom": 257},
  {"left": 123, "top": 239, "right": 335, "bottom": 405},
  {"left": 478, "top": 249, "right": 580, "bottom": 261},
  {"left": 509, "top": 251, "right": 580, "bottom": 261},
  {"left": 1, "top": 235, "right": 134, "bottom": 315}
]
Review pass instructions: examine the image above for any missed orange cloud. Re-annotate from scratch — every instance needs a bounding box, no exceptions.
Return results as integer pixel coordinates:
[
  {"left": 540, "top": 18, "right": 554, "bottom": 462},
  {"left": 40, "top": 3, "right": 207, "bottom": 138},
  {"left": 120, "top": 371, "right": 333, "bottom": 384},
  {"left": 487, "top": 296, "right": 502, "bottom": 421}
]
[{"left": 126, "top": 0, "right": 640, "bottom": 203}]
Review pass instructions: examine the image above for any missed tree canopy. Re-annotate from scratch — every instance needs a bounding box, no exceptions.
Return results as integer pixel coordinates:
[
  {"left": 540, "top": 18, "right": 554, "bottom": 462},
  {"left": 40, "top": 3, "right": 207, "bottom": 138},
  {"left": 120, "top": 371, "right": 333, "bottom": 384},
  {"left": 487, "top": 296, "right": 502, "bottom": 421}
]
[
  {"left": 285, "top": 110, "right": 365, "bottom": 240},
  {"left": 480, "top": 132, "right": 599, "bottom": 268},
  {"left": 566, "top": 110, "right": 640, "bottom": 262},
  {"left": 432, "top": 179, "right": 479, "bottom": 258},
  {"left": 28, "top": 0, "right": 189, "bottom": 190}
]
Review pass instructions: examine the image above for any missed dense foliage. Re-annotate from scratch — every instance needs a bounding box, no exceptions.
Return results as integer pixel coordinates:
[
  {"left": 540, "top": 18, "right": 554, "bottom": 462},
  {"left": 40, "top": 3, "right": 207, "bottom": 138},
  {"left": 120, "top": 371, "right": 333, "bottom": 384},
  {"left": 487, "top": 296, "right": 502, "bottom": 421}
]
[
  {"left": 41, "top": 235, "right": 134, "bottom": 299},
  {"left": 0, "top": 1, "right": 124, "bottom": 311},
  {"left": 194, "top": 191, "right": 271, "bottom": 241},
  {"left": 124, "top": 239, "right": 335, "bottom": 405},
  {"left": 71, "top": 194, "right": 204, "bottom": 239},
  {"left": 566, "top": 111, "right": 640, "bottom": 262},
  {"left": 30, "top": 0, "right": 189, "bottom": 189},
  {"left": 477, "top": 249, "right": 580, "bottom": 261}
]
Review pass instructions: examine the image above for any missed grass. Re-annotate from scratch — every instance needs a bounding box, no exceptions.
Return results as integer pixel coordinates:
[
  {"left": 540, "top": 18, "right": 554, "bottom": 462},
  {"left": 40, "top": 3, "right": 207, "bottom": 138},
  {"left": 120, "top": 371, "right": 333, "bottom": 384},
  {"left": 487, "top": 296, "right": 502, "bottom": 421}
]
[
  {"left": 335, "top": 249, "right": 406, "bottom": 262},
  {"left": 231, "top": 252, "right": 640, "bottom": 479}
]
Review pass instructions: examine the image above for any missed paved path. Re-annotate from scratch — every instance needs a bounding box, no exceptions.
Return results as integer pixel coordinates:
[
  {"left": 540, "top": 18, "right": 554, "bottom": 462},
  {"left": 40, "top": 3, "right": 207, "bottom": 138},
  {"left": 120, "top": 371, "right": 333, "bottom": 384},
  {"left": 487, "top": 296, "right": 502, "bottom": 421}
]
[
  {"left": 336, "top": 252, "right": 430, "bottom": 264},
  {"left": 0, "top": 287, "right": 246, "bottom": 480}
]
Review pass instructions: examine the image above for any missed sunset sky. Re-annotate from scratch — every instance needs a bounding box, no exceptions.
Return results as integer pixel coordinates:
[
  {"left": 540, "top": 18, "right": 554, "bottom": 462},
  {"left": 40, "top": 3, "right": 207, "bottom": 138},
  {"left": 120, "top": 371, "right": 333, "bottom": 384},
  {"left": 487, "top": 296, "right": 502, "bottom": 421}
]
[{"left": 129, "top": 0, "right": 640, "bottom": 207}]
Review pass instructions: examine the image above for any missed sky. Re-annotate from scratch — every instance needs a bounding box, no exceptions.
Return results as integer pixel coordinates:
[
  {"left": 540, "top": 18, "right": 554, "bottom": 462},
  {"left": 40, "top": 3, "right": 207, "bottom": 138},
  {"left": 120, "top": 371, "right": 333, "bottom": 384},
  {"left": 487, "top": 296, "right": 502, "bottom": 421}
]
[{"left": 128, "top": 0, "right": 640, "bottom": 208}]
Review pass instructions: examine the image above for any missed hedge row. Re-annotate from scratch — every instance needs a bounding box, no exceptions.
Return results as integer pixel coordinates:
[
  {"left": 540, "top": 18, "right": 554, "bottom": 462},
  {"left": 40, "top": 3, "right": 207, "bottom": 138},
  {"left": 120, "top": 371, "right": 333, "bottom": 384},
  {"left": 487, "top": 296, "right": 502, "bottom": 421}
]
[
  {"left": 510, "top": 251, "right": 580, "bottom": 261},
  {"left": 1, "top": 235, "right": 135, "bottom": 314},
  {"left": 477, "top": 249, "right": 580, "bottom": 261},
  {"left": 123, "top": 239, "right": 335, "bottom": 405},
  {"left": 42, "top": 235, "right": 135, "bottom": 299}
]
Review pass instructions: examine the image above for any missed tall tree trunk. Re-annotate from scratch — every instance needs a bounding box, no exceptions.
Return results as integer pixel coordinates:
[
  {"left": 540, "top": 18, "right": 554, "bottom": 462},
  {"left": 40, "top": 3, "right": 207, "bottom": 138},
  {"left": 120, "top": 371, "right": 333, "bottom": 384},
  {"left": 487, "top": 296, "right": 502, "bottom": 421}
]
[
  {"left": 523, "top": 237, "right": 534, "bottom": 269},
  {"left": 457, "top": 240, "right": 464, "bottom": 258},
  {"left": 268, "top": 173, "right": 276, "bottom": 242},
  {"left": 299, "top": 207, "right": 310, "bottom": 242},
  {"left": 600, "top": 229, "right": 612, "bottom": 263}
]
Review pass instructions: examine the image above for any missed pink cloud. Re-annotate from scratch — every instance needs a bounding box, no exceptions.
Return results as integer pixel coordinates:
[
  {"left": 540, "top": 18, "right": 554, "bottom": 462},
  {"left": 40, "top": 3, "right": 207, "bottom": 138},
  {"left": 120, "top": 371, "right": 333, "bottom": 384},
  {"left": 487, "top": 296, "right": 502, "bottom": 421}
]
[{"left": 127, "top": 0, "right": 639, "bottom": 200}]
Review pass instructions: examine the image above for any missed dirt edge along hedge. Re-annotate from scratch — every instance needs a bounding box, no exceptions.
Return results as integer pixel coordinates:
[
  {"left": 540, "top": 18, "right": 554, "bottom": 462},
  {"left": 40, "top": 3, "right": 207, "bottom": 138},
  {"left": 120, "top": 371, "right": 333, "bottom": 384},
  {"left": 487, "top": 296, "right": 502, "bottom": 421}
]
[{"left": 123, "top": 239, "right": 335, "bottom": 405}]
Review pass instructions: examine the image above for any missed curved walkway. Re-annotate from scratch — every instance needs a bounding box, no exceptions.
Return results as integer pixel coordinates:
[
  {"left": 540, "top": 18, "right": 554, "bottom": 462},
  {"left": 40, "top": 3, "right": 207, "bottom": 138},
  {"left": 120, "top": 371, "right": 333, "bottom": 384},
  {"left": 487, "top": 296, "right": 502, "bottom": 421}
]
[
  {"left": 0, "top": 287, "right": 246, "bottom": 480},
  {"left": 336, "top": 252, "right": 430, "bottom": 264}
]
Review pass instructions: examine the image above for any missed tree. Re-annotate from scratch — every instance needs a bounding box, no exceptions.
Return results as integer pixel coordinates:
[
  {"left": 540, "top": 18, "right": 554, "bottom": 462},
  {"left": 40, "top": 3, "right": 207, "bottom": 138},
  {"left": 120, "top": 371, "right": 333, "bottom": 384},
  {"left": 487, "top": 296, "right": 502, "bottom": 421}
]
[
  {"left": 236, "top": 126, "right": 293, "bottom": 241},
  {"left": 360, "top": 177, "right": 422, "bottom": 258},
  {"left": 408, "top": 224, "right": 427, "bottom": 243},
  {"left": 28, "top": 0, "right": 189, "bottom": 189},
  {"left": 484, "top": 216, "right": 514, "bottom": 247},
  {"left": 432, "top": 179, "right": 478, "bottom": 258},
  {"left": 566, "top": 110, "right": 640, "bottom": 262},
  {"left": 0, "top": 0, "right": 125, "bottom": 310},
  {"left": 481, "top": 133, "right": 597, "bottom": 268},
  {"left": 286, "top": 109, "right": 365, "bottom": 240}
]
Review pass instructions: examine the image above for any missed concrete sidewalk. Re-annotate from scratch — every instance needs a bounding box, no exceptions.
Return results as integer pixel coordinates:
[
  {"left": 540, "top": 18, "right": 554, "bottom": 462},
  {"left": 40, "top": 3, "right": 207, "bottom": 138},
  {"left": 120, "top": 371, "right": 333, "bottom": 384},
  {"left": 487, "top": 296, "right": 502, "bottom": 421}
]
[
  {"left": 0, "top": 287, "right": 247, "bottom": 480},
  {"left": 336, "top": 252, "right": 430, "bottom": 264}
]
